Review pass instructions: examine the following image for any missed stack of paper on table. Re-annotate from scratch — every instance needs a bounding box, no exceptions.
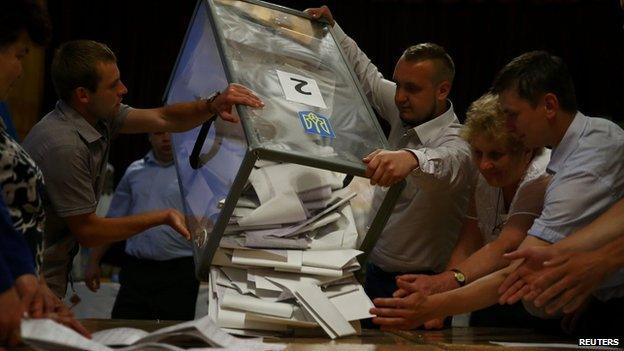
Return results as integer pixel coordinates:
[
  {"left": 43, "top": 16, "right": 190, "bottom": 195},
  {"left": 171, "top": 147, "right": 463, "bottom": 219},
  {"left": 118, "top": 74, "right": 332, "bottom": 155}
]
[
  {"left": 20, "top": 315, "right": 285, "bottom": 351},
  {"left": 209, "top": 163, "right": 374, "bottom": 339}
]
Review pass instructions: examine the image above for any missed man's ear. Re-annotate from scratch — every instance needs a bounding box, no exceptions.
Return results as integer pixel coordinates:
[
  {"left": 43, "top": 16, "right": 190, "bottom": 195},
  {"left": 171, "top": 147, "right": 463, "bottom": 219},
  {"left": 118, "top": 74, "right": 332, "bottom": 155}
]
[
  {"left": 437, "top": 80, "right": 451, "bottom": 101},
  {"left": 543, "top": 93, "right": 560, "bottom": 120},
  {"left": 74, "top": 87, "right": 90, "bottom": 104}
]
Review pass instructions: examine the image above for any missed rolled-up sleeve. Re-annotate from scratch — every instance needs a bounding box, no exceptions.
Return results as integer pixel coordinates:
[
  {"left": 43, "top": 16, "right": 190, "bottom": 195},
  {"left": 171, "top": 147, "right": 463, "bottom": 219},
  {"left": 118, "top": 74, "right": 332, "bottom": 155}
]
[{"left": 404, "top": 137, "right": 474, "bottom": 192}]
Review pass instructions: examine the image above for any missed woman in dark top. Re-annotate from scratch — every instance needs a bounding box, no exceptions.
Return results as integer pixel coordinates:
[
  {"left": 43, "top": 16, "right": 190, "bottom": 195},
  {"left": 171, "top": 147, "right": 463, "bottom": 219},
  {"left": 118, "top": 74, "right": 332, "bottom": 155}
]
[{"left": 0, "top": 0, "right": 89, "bottom": 345}]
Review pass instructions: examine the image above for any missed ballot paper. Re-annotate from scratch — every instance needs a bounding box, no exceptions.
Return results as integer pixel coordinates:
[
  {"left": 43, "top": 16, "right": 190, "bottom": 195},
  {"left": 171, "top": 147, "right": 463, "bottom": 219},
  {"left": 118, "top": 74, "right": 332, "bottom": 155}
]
[
  {"left": 208, "top": 160, "right": 374, "bottom": 339},
  {"left": 291, "top": 283, "right": 356, "bottom": 339},
  {"left": 237, "top": 191, "right": 307, "bottom": 226},
  {"left": 243, "top": 193, "right": 356, "bottom": 239},
  {"left": 248, "top": 163, "right": 343, "bottom": 204},
  {"left": 21, "top": 317, "right": 285, "bottom": 351},
  {"left": 222, "top": 290, "right": 294, "bottom": 318}
]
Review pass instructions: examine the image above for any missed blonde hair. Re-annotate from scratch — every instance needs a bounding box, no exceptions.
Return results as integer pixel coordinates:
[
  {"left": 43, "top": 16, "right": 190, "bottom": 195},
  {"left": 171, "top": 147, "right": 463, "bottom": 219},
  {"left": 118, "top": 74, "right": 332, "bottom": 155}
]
[{"left": 461, "top": 93, "right": 524, "bottom": 156}]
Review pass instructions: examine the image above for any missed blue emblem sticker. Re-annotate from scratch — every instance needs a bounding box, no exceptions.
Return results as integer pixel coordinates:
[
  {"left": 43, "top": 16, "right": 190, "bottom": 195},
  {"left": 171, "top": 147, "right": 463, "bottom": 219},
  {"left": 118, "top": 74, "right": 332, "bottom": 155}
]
[{"left": 298, "top": 111, "right": 335, "bottom": 138}]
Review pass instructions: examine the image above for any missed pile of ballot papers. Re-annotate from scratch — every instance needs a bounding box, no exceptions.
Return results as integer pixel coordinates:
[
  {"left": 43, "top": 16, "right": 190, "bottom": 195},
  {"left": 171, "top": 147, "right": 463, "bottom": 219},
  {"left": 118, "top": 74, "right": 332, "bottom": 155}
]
[{"left": 208, "top": 161, "right": 375, "bottom": 339}]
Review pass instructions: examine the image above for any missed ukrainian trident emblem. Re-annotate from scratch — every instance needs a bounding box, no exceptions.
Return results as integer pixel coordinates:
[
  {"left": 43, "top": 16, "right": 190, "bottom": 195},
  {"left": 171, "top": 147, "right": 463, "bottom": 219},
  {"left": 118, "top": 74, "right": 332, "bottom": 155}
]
[{"left": 298, "top": 111, "right": 335, "bottom": 138}]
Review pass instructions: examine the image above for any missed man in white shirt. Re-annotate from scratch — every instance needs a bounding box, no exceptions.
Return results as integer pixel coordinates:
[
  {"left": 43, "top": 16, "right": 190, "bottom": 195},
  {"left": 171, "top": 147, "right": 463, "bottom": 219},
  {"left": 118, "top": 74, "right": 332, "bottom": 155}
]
[{"left": 306, "top": 7, "right": 475, "bottom": 307}]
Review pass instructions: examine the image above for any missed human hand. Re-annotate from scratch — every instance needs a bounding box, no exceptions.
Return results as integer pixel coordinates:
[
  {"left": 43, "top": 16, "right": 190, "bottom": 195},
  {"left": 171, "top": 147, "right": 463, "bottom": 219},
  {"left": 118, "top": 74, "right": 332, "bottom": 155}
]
[
  {"left": 304, "top": 5, "right": 335, "bottom": 26},
  {"left": 84, "top": 260, "right": 102, "bottom": 293},
  {"left": 165, "top": 209, "right": 191, "bottom": 240},
  {"left": 210, "top": 83, "right": 264, "bottom": 123},
  {"left": 497, "top": 246, "right": 558, "bottom": 305},
  {"left": 370, "top": 291, "right": 439, "bottom": 330},
  {"left": 13, "top": 274, "right": 44, "bottom": 318},
  {"left": 529, "top": 250, "right": 611, "bottom": 315},
  {"left": 43, "top": 312, "right": 91, "bottom": 339},
  {"left": 363, "top": 149, "right": 418, "bottom": 186},
  {"left": 394, "top": 272, "right": 457, "bottom": 297},
  {"left": 33, "top": 279, "right": 91, "bottom": 338}
]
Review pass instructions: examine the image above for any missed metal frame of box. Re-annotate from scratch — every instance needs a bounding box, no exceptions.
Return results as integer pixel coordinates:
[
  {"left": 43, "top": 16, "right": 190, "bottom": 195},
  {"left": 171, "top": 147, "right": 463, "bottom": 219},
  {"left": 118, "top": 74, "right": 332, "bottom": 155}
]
[{"left": 164, "top": 0, "right": 404, "bottom": 280}]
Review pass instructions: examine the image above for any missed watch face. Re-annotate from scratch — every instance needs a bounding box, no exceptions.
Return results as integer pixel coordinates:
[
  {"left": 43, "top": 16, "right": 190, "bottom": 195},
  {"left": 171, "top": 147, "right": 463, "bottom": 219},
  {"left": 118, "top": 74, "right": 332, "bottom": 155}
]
[
  {"left": 456, "top": 272, "right": 466, "bottom": 282},
  {"left": 453, "top": 270, "right": 466, "bottom": 284}
]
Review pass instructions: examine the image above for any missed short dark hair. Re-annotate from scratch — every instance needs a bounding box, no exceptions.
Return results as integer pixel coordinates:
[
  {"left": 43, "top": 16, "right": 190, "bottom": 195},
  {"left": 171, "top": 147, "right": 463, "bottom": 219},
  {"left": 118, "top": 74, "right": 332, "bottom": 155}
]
[
  {"left": 401, "top": 43, "right": 455, "bottom": 84},
  {"left": 0, "top": 0, "right": 52, "bottom": 50},
  {"left": 492, "top": 51, "right": 577, "bottom": 112},
  {"left": 51, "top": 40, "right": 117, "bottom": 102}
]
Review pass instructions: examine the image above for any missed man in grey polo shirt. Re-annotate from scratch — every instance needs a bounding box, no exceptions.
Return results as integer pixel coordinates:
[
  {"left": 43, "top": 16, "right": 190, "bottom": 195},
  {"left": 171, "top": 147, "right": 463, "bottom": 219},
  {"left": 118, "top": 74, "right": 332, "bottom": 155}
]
[{"left": 23, "top": 40, "right": 263, "bottom": 297}]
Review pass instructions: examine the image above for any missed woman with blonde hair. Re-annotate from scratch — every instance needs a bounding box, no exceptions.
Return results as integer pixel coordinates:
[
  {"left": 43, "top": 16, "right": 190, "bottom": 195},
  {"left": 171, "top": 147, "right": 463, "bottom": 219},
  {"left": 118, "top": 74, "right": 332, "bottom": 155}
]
[{"left": 372, "top": 92, "right": 554, "bottom": 329}]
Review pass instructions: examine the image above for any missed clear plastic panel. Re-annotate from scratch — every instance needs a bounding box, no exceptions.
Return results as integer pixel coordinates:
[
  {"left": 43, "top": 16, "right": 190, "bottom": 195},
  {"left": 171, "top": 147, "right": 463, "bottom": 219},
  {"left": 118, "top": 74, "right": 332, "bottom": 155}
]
[
  {"left": 212, "top": 0, "right": 387, "bottom": 169},
  {"left": 166, "top": 1, "right": 247, "bottom": 252}
]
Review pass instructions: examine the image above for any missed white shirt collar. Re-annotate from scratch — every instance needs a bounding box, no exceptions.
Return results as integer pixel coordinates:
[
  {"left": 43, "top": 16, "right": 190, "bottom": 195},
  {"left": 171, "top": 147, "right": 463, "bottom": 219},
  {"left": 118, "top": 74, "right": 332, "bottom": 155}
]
[{"left": 411, "top": 100, "right": 457, "bottom": 145}]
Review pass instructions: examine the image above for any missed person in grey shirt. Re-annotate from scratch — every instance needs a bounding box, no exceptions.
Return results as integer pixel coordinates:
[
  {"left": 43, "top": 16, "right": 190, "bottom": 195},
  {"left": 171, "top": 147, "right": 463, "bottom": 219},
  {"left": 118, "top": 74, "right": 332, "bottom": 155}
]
[
  {"left": 306, "top": 6, "right": 475, "bottom": 307},
  {"left": 23, "top": 40, "right": 263, "bottom": 297}
]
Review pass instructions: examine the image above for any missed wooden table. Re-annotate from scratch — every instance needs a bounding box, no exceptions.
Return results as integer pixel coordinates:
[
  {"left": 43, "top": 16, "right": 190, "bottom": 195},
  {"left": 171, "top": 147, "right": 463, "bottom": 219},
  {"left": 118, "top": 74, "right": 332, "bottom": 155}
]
[{"left": 9, "top": 319, "right": 579, "bottom": 350}]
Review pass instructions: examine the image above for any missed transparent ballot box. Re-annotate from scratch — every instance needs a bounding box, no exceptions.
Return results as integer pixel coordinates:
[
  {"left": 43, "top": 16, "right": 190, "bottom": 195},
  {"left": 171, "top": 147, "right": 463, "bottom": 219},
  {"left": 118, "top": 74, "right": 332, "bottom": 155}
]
[{"left": 164, "top": 2, "right": 402, "bottom": 336}]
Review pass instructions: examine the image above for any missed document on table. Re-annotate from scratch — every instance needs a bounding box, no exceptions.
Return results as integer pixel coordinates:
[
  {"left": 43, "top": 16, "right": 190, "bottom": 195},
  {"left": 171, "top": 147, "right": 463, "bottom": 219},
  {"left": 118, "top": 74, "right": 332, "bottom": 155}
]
[
  {"left": 92, "top": 327, "right": 149, "bottom": 346},
  {"left": 21, "top": 319, "right": 113, "bottom": 351},
  {"left": 21, "top": 316, "right": 285, "bottom": 351}
]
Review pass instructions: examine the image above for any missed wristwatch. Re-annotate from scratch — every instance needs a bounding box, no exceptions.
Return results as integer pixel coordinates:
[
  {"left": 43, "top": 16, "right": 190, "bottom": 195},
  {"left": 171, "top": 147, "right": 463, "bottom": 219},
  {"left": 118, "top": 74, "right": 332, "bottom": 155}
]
[
  {"left": 202, "top": 91, "right": 221, "bottom": 115},
  {"left": 450, "top": 268, "right": 466, "bottom": 287}
]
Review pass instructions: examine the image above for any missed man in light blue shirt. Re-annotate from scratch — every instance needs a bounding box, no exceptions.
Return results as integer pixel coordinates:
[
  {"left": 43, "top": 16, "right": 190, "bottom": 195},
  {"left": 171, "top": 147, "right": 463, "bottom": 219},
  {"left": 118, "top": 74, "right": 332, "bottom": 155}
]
[
  {"left": 86, "top": 132, "right": 197, "bottom": 320},
  {"left": 492, "top": 51, "right": 624, "bottom": 337}
]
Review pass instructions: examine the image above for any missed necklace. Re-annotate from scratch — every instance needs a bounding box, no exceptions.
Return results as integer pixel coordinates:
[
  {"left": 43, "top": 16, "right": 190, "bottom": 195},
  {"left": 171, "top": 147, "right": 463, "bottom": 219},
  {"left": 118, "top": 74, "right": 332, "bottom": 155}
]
[{"left": 491, "top": 188, "right": 505, "bottom": 237}]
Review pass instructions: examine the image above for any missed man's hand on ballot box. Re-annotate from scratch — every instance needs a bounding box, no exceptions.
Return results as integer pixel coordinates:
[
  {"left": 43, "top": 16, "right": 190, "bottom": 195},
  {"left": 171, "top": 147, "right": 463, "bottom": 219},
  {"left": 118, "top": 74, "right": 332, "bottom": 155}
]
[
  {"left": 363, "top": 149, "right": 419, "bottom": 187},
  {"left": 304, "top": 6, "right": 336, "bottom": 26},
  {"left": 209, "top": 83, "right": 264, "bottom": 123}
]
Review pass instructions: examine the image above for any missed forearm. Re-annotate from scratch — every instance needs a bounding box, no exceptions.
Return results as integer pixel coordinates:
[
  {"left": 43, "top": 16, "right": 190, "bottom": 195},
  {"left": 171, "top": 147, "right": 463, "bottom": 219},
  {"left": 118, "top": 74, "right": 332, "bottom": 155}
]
[
  {"left": 446, "top": 221, "right": 483, "bottom": 269},
  {"left": 456, "top": 241, "right": 510, "bottom": 284},
  {"left": 71, "top": 210, "right": 172, "bottom": 247},
  {"left": 598, "top": 235, "right": 624, "bottom": 273},
  {"left": 427, "top": 266, "right": 511, "bottom": 320},
  {"left": 457, "top": 218, "right": 529, "bottom": 284},
  {"left": 87, "top": 244, "right": 112, "bottom": 265},
  {"left": 158, "top": 100, "right": 215, "bottom": 133}
]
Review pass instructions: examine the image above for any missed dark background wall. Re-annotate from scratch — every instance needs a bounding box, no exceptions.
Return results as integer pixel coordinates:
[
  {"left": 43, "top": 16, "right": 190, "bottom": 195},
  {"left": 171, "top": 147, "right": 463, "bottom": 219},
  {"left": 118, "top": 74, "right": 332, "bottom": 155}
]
[{"left": 43, "top": 0, "right": 624, "bottom": 185}]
